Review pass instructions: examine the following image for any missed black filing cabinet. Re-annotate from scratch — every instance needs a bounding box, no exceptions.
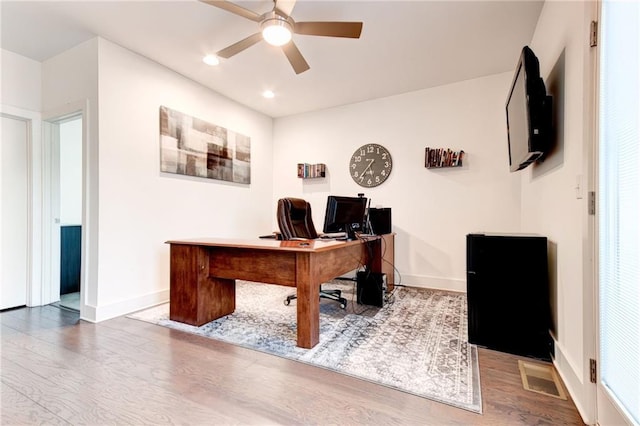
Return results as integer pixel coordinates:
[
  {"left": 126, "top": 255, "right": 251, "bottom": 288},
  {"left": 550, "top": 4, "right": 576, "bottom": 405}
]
[{"left": 466, "top": 233, "right": 552, "bottom": 360}]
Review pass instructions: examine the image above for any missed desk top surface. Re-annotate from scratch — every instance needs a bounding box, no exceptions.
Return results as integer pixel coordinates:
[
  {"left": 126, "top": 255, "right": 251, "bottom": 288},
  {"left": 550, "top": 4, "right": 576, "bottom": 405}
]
[{"left": 165, "top": 236, "right": 382, "bottom": 252}]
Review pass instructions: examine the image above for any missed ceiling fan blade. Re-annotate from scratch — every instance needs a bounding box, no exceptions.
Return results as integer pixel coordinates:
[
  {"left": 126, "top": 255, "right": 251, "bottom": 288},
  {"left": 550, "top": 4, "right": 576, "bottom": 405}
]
[
  {"left": 294, "top": 21, "right": 363, "bottom": 38},
  {"left": 217, "top": 33, "right": 263, "bottom": 58},
  {"left": 282, "top": 41, "right": 310, "bottom": 74},
  {"left": 199, "top": 0, "right": 262, "bottom": 22},
  {"left": 274, "top": 0, "right": 297, "bottom": 17}
]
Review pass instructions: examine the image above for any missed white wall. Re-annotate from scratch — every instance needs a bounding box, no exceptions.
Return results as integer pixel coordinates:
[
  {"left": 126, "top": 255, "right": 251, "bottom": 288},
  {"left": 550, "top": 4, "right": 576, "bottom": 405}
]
[
  {"left": 42, "top": 38, "right": 99, "bottom": 313},
  {"left": 40, "top": 38, "right": 274, "bottom": 321},
  {"left": 95, "top": 39, "right": 273, "bottom": 320},
  {"left": 273, "top": 73, "right": 521, "bottom": 291},
  {"left": 1, "top": 49, "right": 41, "bottom": 111},
  {"left": 525, "top": 1, "right": 594, "bottom": 423}
]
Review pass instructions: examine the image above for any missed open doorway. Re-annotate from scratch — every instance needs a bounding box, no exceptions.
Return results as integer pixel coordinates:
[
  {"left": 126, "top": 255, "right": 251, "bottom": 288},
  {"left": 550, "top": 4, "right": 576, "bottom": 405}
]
[
  {"left": 45, "top": 114, "right": 83, "bottom": 313},
  {"left": 57, "top": 117, "right": 82, "bottom": 311}
]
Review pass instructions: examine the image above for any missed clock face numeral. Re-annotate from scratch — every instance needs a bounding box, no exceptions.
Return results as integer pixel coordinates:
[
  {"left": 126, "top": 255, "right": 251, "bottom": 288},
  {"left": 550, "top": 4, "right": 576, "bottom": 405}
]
[{"left": 349, "top": 143, "right": 392, "bottom": 188}]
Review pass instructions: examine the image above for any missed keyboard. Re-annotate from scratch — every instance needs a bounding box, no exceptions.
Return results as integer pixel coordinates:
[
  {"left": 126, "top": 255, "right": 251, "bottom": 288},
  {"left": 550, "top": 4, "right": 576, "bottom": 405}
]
[{"left": 320, "top": 232, "right": 347, "bottom": 239}]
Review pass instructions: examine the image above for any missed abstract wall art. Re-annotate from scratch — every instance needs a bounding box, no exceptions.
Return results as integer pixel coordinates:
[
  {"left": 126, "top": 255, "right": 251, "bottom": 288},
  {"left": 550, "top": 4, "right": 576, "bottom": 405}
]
[{"left": 159, "top": 106, "right": 251, "bottom": 184}]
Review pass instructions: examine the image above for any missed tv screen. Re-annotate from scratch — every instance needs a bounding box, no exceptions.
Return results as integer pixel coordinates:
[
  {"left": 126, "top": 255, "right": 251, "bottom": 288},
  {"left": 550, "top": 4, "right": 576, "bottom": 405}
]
[
  {"left": 322, "top": 195, "right": 368, "bottom": 240},
  {"left": 506, "top": 46, "right": 552, "bottom": 172}
]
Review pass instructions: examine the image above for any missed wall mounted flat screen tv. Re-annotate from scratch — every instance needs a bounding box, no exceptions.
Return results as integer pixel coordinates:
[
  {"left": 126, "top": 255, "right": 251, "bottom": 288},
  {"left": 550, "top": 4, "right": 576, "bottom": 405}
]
[{"left": 505, "top": 46, "right": 552, "bottom": 172}]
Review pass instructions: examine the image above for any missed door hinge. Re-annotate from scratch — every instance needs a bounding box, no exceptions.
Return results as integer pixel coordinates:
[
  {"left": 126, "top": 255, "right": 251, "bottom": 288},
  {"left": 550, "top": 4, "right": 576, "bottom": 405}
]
[
  {"left": 588, "top": 191, "right": 596, "bottom": 215},
  {"left": 590, "top": 21, "right": 598, "bottom": 47},
  {"left": 590, "top": 358, "right": 597, "bottom": 383}
]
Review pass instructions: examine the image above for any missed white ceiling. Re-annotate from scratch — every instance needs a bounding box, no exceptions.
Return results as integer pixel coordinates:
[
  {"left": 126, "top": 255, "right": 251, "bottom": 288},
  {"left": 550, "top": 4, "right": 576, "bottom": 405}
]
[{"left": 1, "top": 0, "right": 544, "bottom": 117}]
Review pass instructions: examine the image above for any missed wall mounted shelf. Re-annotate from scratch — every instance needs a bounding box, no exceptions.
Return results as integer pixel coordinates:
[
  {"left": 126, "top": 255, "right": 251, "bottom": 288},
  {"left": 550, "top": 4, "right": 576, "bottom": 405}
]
[
  {"left": 425, "top": 148, "right": 464, "bottom": 168},
  {"left": 297, "top": 163, "right": 326, "bottom": 179}
]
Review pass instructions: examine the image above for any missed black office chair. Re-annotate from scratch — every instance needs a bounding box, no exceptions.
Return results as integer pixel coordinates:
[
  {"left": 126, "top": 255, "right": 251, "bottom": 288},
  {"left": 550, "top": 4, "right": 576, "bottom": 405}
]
[{"left": 277, "top": 198, "right": 348, "bottom": 309}]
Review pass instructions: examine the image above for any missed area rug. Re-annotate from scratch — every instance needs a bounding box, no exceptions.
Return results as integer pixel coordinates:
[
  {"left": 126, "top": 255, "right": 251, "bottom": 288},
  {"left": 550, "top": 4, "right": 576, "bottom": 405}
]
[{"left": 129, "top": 280, "right": 482, "bottom": 413}]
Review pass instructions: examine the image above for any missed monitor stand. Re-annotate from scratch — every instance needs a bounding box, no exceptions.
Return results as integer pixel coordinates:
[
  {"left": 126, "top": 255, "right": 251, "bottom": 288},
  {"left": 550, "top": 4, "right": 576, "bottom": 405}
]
[{"left": 343, "top": 223, "right": 361, "bottom": 241}]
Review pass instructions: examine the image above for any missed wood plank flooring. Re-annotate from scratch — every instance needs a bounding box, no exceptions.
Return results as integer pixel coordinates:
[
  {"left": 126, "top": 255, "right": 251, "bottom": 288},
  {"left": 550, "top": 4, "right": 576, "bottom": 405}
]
[{"left": 1, "top": 305, "right": 585, "bottom": 425}]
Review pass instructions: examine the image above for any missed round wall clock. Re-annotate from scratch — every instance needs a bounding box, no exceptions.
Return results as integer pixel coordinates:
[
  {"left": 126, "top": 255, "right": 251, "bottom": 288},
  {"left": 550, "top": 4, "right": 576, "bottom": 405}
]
[{"left": 349, "top": 143, "right": 393, "bottom": 187}]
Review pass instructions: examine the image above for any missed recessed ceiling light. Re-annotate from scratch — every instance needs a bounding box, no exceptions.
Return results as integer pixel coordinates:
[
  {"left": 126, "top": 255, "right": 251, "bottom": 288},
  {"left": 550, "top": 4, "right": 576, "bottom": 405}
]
[
  {"left": 263, "top": 90, "right": 275, "bottom": 99},
  {"left": 202, "top": 55, "right": 220, "bottom": 66}
]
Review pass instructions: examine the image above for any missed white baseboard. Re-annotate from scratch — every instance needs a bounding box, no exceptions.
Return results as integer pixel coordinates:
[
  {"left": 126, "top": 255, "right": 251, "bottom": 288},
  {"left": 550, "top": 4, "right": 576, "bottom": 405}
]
[
  {"left": 81, "top": 289, "right": 169, "bottom": 323},
  {"left": 552, "top": 339, "right": 595, "bottom": 425},
  {"left": 399, "top": 274, "right": 466, "bottom": 293}
]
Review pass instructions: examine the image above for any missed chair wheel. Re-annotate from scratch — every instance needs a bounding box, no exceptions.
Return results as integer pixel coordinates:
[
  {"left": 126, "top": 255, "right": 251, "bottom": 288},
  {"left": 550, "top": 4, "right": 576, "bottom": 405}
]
[
  {"left": 340, "top": 299, "right": 347, "bottom": 309},
  {"left": 284, "top": 299, "right": 291, "bottom": 306}
]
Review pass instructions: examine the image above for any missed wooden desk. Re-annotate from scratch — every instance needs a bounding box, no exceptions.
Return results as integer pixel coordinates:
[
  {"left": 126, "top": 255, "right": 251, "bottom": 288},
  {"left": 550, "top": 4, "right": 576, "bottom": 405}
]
[{"left": 166, "top": 235, "right": 394, "bottom": 348}]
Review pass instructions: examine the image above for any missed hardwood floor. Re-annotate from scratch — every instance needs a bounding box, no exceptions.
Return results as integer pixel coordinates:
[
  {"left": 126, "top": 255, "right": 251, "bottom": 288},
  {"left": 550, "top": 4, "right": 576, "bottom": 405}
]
[{"left": 1, "top": 305, "right": 584, "bottom": 425}]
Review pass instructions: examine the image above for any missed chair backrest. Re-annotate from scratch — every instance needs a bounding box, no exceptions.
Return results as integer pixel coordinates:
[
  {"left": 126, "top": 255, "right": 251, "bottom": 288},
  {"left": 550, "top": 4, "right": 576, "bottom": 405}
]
[{"left": 277, "top": 198, "right": 319, "bottom": 240}]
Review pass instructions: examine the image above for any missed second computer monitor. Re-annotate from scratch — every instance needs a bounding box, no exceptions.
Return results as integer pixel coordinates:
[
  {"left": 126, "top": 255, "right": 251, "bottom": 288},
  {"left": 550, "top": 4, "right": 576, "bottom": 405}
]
[{"left": 322, "top": 195, "right": 368, "bottom": 240}]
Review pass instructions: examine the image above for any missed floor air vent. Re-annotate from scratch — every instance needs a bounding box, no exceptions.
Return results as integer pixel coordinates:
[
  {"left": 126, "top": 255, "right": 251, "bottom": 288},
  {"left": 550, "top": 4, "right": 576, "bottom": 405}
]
[{"left": 518, "top": 360, "right": 567, "bottom": 400}]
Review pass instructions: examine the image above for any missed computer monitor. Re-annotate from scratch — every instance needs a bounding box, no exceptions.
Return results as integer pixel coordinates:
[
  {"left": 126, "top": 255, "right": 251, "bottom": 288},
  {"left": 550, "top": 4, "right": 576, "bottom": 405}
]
[{"left": 322, "top": 195, "right": 368, "bottom": 240}]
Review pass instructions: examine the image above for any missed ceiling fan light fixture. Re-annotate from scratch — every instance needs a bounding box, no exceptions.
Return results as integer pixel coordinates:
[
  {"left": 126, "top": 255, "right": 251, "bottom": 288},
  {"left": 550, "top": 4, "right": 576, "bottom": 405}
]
[
  {"left": 261, "top": 15, "right": 292, "bottom": 46},
  {"left": 200, "top": 1, "right": 363, "bottom": 74}
]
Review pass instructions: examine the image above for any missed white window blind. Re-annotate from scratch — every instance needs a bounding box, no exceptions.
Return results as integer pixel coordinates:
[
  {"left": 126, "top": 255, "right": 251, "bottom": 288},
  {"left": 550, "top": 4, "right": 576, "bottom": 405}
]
[{"left": 598, "top": 1, "right": 640, "bottom": 424}]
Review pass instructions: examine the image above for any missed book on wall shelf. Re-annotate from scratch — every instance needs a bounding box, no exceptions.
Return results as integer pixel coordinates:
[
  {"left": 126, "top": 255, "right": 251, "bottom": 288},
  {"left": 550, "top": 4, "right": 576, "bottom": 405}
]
[
  {"left": 425, "top": 148, "right": 465, "bottom": 168},
  {"left": 297, "top": 163, "right": 326, "bottom": 179}
]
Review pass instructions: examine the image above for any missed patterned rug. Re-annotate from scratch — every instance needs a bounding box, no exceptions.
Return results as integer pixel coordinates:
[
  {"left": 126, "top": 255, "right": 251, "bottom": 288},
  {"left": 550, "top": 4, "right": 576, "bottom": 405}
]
[{"left": 129, "top": 280, "right": 482, "bottom": 413}]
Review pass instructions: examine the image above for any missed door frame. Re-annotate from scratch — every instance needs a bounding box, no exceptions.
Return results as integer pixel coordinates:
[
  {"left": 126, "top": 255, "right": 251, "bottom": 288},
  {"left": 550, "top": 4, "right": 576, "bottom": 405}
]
[{"left": 42, "top": 101, "right": 88, "bottom": 317}]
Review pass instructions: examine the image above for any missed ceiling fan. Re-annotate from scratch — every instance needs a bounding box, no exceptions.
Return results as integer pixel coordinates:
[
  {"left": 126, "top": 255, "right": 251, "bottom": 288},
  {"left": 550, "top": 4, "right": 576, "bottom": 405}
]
[{"left": 200, "top": 0, "right": 363, "bottom": 74}]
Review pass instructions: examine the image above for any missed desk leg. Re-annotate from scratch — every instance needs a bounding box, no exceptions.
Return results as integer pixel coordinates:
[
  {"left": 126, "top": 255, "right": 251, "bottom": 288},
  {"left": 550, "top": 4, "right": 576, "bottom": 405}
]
[
  {"left": 169, "top": 244, "right": 235, "bottom": 326},
  {"left": 296, "top": 253, "right": 319, "bottom": 348}
]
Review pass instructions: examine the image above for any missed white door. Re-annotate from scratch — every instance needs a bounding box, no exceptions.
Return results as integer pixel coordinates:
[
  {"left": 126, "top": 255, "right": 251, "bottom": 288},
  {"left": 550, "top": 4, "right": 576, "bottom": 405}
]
[
  {"left": 1, "top": 114, "right": 29, "bottom": 310},
  {"left": 596, "top": 1, "right": 640, "bottom": 425}
]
